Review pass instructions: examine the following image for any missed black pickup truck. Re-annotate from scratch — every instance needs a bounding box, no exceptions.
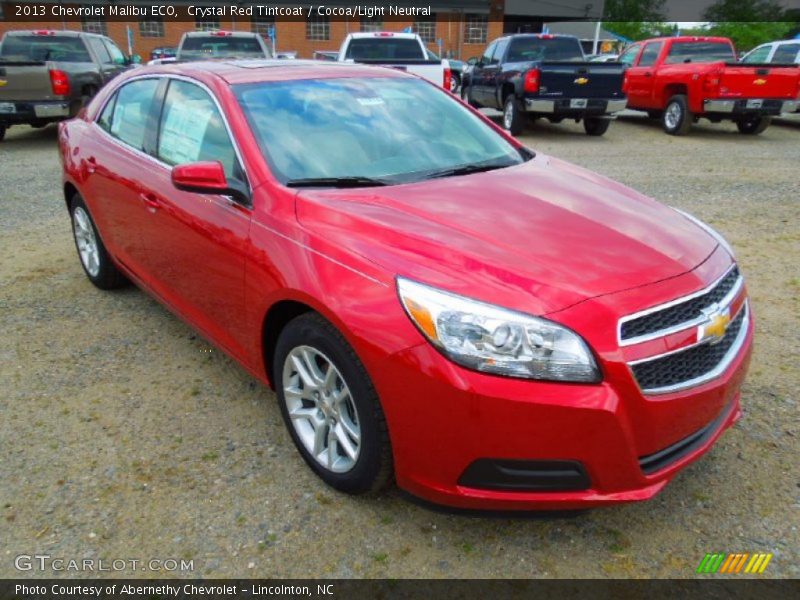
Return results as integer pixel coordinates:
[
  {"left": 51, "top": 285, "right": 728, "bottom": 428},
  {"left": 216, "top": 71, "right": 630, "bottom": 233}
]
[{"left": 461, "top": 34, "right": 627, "bottom": 136}]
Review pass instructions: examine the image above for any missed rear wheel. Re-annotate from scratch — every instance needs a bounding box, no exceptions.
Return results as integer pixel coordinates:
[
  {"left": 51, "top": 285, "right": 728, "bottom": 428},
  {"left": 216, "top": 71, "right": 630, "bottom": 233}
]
[
  {"left": 503, "top": 95, "right": 526, "bottom": 136},
  {"left": 69, "top": 194, "right": 128, "bottom": 290},
  {"left": 583, "top": 117, "right": 611, "bottom": 136},
  {"left": 736, "top": 115, "right": 771, "bottom": 135},
  {"left": 662, "top": 95, "right": 693, "bottom": 135},
  {"left": 274, "top": 313, "right": 392, "bottom": 494}
]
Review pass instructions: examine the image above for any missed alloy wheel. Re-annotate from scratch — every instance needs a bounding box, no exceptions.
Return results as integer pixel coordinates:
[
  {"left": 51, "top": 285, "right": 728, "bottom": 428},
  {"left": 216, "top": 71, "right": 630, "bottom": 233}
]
[
  {"left": 664, "top": 102, "right": 681, "bottom": 130},
  {"left": 72, "top": 206, "right": 100, "bottom": 277}
]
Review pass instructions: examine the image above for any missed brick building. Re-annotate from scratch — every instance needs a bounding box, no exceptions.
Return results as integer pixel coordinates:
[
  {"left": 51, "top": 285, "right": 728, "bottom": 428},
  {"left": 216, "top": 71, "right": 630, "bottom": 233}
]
[{"left": 0, "top": 1, "right": 604, "bottom": 61}]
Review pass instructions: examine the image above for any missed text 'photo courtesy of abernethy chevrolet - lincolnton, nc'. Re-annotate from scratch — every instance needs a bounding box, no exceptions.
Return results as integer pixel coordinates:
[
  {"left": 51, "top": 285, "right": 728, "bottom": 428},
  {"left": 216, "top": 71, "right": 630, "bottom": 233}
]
[{"left": 53, "top": 47, "right": 760, "bottom": 510}]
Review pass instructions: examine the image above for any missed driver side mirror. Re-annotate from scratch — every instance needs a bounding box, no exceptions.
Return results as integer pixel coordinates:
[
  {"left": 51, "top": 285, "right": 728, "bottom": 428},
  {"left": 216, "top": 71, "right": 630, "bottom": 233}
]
[{"left": 171, "top": 161, "right": 250, "bottom": 204}]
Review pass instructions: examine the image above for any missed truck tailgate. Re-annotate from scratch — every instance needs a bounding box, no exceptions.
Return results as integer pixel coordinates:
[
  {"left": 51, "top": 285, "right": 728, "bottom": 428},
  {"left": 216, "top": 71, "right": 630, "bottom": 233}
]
[
  {"left": 0, "top": 62, "right": 56, "bottom": 101},
  {"left": 719, "top": 64, "right": 800, "bottom": 99},
  {"left": 538, "top": 62, "right": 625, "bottom": 99}
]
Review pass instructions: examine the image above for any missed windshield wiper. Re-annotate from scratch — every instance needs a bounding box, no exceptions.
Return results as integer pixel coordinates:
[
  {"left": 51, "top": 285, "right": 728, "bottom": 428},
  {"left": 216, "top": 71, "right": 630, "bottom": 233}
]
[
  {"left": 286, "top": 176, "right": 388, "bottom": 188},
  {"left": 425, "top": 161, "right": 517, "bottom": 180}
]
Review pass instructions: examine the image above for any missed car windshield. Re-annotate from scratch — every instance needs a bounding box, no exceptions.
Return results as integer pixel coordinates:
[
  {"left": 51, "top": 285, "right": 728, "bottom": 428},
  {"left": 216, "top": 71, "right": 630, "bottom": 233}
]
[
  {"left": 0, "top": 35, "right": 91, "bottom": 62},
  {"left": 235, "top": 76, "right": 528, "bottom": 186},
  {"left": 344, "top": 38, "right": 427, "bottom": 61},
  {"left": 665, "top": 41, "right": 734, "bottom": 64},
  {"left": 506, "top": 37, "right": 584, "bottom": 62},
  {"left": 180, "top": 36, "right": 265, "bottom": 59}
]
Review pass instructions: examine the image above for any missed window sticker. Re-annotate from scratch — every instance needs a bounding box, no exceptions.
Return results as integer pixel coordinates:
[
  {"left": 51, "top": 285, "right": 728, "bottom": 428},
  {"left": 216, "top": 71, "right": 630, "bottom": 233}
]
[{"left": 159, "top": 100, "right": 214, "bottom": 165}]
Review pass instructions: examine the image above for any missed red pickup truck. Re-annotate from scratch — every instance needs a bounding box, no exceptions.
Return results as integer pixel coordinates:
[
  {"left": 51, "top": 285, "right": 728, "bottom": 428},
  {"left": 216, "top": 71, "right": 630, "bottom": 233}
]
[{"left": 620, "top": 36, "right": 800, "bottom": 135}]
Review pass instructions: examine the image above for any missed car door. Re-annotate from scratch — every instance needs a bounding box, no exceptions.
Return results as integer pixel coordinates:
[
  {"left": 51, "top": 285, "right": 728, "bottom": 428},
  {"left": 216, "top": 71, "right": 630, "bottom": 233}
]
[
  {"left": 102, "top": 38, "right": 129, "bottom": 78},
  {"left": 484, "top": 37, "right": 509, "bottom": 109},
  {"left": 618, "top": 43, "right": 642, "bottom": 105},
  {"left": 79, "top": 77, "right": 162, "bottom": 276},
  {"left": 85, "top": 36, "right": 122, "bottom": 84},
  {"left": 471, "top": 41, "right": 497, "bottom": 105},
  {"left": 138, "top": 78, "right": 252, "bottom": 360},
  {"left": 625, "top": 40, "right": 663, "bottom": 108}
]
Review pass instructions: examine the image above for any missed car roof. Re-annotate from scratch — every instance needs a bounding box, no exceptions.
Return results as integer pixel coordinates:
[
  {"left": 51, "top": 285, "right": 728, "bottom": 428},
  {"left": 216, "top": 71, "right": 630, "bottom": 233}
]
[
  {"left": 183, "top": 30, "right": 260, "bottom": 37},
  {"left": 347, "top": 32, "right": 419, "bottom": 39},
  {"left": 144, "top": 59, "right": 412, "bottom": 85},
  {"left": 5, "top": 29, "right": 98, "bottom": 38},
  {"left": 642, "top": 36, "right": 732, "bottom": 44}
]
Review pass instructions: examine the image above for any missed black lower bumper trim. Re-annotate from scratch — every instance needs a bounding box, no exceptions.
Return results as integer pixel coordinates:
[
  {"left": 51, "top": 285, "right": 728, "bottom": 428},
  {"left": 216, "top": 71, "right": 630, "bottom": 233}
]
[{"left": 458, "top": 459, "right": 591, "bottom": 492}]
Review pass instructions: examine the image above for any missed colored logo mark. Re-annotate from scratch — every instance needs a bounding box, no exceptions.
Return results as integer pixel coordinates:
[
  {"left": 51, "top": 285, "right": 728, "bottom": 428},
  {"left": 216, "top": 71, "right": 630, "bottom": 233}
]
[{"left": 697, "top": 553, "right": 773, "bottom": 574}]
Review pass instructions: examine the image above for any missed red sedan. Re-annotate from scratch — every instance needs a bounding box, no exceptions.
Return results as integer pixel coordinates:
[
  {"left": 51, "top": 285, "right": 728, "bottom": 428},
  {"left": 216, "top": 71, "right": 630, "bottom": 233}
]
[{"left": 58, "top": 61, "right": 753, "bottom": 510}]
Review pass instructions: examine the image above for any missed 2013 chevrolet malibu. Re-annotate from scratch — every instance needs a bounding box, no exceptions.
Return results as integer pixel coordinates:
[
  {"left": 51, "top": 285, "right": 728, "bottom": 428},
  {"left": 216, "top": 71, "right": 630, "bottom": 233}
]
[{"left": 58, "top": 61, "right": 753, "bottom": 510}]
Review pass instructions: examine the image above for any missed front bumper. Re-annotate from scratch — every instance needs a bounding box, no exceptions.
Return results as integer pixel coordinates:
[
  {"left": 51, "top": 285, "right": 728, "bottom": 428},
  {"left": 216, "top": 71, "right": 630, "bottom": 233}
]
[
  {"left": 0, "top": 100, "right": 73, "bottom": 124},
  {"left": 702, "top": 98, "right": 798, "bottom": 115},
  {"left": 371, "top": 313, "right": 753, "bottom": 511},
  {"left": 524, "top": 97, "right": 627, "bottom": 116}
]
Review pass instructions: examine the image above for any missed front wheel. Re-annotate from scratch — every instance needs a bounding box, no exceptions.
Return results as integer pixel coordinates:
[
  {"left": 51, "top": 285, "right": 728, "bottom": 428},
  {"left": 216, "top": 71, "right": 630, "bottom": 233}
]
[
  {"left": 662, "top": 94, "right": 693, "bottom": 135},
  {"left": 583, "top": 117, "right": 611, "bottom": 136},
  {"left": 503, "top": 95, "right": 526, "bottom": 136},
  {"left": 70, "top": 194, "right": 128, "bottom": 289},
  {"left": 736, "top": 115, "right": 771, "bottom": 135},
  {"left": 274, "top": 313, "right": 392, "bottom": 494}
]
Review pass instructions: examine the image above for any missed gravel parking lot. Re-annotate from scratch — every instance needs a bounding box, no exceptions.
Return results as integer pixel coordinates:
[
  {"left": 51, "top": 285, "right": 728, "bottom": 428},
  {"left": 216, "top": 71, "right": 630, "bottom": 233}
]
[{"left": 1, "top": 113, "right": 798, "bottom": 579}]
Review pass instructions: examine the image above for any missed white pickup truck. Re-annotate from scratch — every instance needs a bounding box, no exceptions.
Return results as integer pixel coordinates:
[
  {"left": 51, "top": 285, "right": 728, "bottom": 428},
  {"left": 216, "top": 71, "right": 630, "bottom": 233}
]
[{"left": 337, "top": 32, "right": 452, "bottom": 90}]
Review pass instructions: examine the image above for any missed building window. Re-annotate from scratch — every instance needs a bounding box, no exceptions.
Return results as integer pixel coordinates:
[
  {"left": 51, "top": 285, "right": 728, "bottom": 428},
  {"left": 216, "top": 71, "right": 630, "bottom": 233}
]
[
  {"left": 464, "top": 14, "right": 488, "bottom": 44},
  {"left": 415, "top": 17, "right": 436, "bottom": 44},
  {"left": 81, "top": 17, "right": 107, "bottom": 36},
  {"left": 306, "top": 15, "right": 330, "bottom": 41},
  {"left": 360, "top": 16, "right": 384, "bottom": 33},
  {"left": 251, "top": 15, "right": 275, "bottom": 39},
  {"left": 195, "top": 17, "right": 220, "bottom": 32},
  {"left": 139, "top": 17, "right": 164, "bottom": 38}
]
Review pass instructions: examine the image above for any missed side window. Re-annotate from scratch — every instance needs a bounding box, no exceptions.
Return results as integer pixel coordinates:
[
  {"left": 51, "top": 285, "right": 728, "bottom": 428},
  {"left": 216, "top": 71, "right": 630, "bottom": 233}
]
[
  {"left": 97, "top": 93, "right": 117, "bottom": 132},
  {"left": 104, "top": 39, "right": 126, "bottom": 64},
  {"left": 638, "top": 41, "right": 663, "bottom": 67},
  {"left": 108, "top": 78, "right": 160, "bottom": 150},
  {"left": 743, "top": 45, "right": 771, "bottom": 64},
  {"left": 157, "top": 80, "right": 242, "bottom": 184},
  {"left": 87, "top": 37, "right": 112, "bottom": 64},
  {"left": 491, "top": 38, "right": 509, "bottom": 64},
  {"left": 619, "top": 44, "right": 641, "bottom": 66},
  {"left": 481, "top": 41, "right": 497, "bottom": 65},
  {"left": 772, "top": 44, "right": 800, "bottom": 64}
]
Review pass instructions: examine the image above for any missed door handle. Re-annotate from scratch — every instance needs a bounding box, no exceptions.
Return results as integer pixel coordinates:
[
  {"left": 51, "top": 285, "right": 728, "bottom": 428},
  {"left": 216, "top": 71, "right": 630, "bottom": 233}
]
[
  {"left": 139, "top": 192, "right": 161, "bottom": 212},
  {"left": 86, "top": 156, "right": 97, "bottom": 174}
]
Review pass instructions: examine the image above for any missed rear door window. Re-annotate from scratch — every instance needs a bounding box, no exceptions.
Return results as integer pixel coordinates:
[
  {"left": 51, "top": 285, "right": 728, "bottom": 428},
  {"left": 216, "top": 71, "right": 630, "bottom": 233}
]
[
  {"left": 107, "top": 78, "right": 160, "bottom": 151},
  {"left": 103, "top": 39, "right": 126, "bottom": 64},
  {"left": 743, "top": 45, "right": 772, "bottom": 63},
  {"left": 638, "top": 41, "right": 663, "bottom": 67},
  {"left": 771, "top": 44, "right": 800, "bottom": 64},
  {"left": 87, "top": 37, "right": 112, "bottom": 64}
]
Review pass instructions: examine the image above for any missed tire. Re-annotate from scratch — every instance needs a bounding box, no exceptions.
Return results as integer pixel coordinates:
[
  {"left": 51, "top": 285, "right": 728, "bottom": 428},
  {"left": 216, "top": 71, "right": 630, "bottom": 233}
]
[
  {"left": 662, "top": 95, "right": 693, "bottom": 135},
  {"left": 69, "top": 193, "right": 128, "bottom": 290},
  {"left": 450, "top": 72, "right": 461, "bottom": 94},
  {"left": 583, "top": 117, "right": 611, "bottom": 136},
  {"left": 503, "top": 95, "right": 526, "bottom": 136},
  {"left": 0, "top": 125, "right": 6, "bottom": 142},
  {"left": 736, "top": 115, "right": 771, "bottom": 135},
  {"left": 274, "top": 313, "right": 392, "bottom": 494}
]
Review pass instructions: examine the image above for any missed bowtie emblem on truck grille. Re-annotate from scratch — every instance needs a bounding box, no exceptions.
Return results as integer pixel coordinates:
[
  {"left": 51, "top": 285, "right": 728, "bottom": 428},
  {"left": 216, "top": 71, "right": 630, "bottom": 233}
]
[
  {"left": 574, "top": 77, "right": 589, "bottom": 85},
  {"left": 753, "top": 78, "right": 766, "bottom": 85},
  {"left": 0, "top": 80, "right": 7, "bottom": 87},
  {"left": 698, "top": 304, "right": 731, "bottom": 345}
]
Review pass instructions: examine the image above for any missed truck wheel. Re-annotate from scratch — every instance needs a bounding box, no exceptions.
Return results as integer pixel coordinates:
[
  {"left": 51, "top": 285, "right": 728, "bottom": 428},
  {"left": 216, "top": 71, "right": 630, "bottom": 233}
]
[
  {"left": 736, "top": 115, "right": 771, "bottom": 135},
  {"left": 503, "top": 96, "right": 526, "bottom": 136},
  {"left": 662, "top": 95, "right": 693, "bottom": 135},
  {"left": 450, "top": 72, "right": 461, "bottom": 94},
  {"left": 0, "top": 125, "right": 5, "bottom": 142},
  {"left": 584, "top": 117, "right": 611, "bottom": 136}
]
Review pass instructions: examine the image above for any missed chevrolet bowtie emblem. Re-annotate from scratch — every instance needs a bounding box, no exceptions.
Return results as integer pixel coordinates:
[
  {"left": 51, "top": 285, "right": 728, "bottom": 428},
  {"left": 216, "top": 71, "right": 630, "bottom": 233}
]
[
  {"left": 574, "top": 77, "right": 589, "bottom": 85},
  {"left": 698, "top": 305, "right": 731, "bottom": 345},
  {"left": 753, "top": 78, "right": 766, "bottom": 85},
  {"left": 0, "top": 80, "right": 7, "bottom": 87}
]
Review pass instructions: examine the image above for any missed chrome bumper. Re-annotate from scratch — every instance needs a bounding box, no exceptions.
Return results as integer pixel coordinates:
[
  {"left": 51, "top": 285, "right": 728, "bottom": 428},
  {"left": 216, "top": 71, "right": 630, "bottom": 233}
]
[
  {"left": 703, "top": 98, "right": 798, "bottom": 114},
  {"left": 524, "top": 98, "right": 627, "bottom": 114}
]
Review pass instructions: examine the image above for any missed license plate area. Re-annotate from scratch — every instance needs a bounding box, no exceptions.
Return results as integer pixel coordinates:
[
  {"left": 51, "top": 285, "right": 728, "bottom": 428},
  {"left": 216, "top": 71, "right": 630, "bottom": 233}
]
[
  {"left": 0, "top": 102, "right": 16, "bottom": 114},
  {"left": 746, "top": 99, "right": 764, "bottom": 109},
  {"left": 570, "top": 98, "right": 588, "bottom": 109}
]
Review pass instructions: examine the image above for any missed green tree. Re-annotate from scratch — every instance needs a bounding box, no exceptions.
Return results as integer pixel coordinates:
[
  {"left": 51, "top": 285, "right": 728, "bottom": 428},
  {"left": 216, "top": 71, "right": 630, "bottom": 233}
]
[
  {"left": 703, "top": 0, "right": 795, "bottom": 52},
  {"left": 603, "top": 0, "right": 670, "bottom": 41}
]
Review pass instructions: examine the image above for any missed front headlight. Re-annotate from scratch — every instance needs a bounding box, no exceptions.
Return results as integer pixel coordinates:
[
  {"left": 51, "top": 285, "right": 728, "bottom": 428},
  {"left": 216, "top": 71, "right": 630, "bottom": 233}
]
[
  {"left": 674, "top": 208, "right": 736, "bottom": 258},
  {"left": 397, "top": 278, "right": 601, "bottom": 383}
]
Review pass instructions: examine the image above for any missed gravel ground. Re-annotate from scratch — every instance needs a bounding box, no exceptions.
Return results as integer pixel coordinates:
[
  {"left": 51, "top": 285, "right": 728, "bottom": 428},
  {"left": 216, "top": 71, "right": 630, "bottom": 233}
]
[{"left": 1, "top": 113, "right": 798, "bottom": 579}]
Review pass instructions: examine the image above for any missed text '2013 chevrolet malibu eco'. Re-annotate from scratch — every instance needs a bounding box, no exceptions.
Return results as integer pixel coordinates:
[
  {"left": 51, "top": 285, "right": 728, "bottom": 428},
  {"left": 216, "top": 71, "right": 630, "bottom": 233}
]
[{"left": 58, "top": 60, "right": 752, "bottom": 510}]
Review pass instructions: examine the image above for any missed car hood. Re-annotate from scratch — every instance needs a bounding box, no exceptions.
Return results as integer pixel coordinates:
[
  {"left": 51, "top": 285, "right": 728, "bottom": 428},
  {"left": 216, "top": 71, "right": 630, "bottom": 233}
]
[{"left": 295, "top": 154, "right": 718, "bottom": 315}]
